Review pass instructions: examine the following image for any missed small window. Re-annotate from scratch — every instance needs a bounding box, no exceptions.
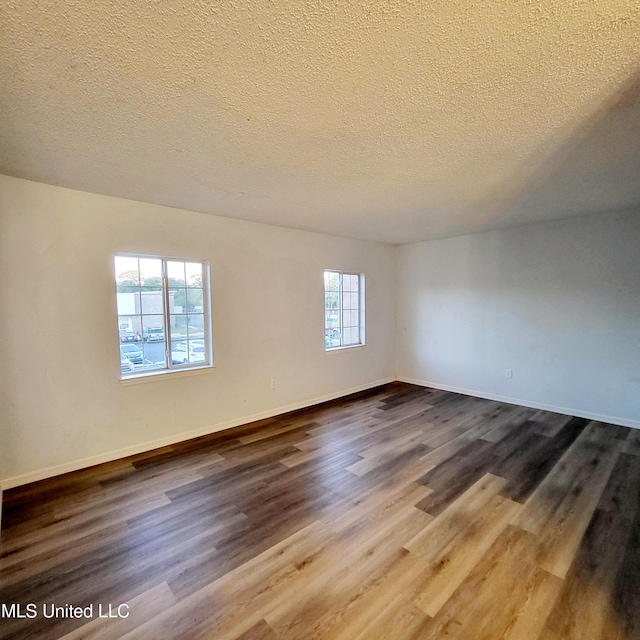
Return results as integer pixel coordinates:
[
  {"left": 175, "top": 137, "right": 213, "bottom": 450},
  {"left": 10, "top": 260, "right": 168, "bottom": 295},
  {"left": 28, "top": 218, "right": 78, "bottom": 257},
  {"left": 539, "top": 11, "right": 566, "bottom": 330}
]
[
  {"left": 324, "top": 270, "right": 364, "bottom": 350},
  {"left": 115, "top": 255, "right": 212, "bottom": 377}
]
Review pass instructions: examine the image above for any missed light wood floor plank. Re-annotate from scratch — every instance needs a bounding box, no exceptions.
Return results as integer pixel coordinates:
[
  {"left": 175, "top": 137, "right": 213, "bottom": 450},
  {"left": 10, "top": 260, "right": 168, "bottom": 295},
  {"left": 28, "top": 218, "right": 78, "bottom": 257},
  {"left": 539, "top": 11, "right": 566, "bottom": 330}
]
[
  {"left": 412, "top": 493, "right": 521, "bottom": 616},
  {"left": 405, "top": 472, "right": 507, "bottom": 560},
  {"left": 59, "top": 582, "right": 177, "bottom": 640},
  {"left": 416, "top": 526, "right": 563, "bottom": 640}
]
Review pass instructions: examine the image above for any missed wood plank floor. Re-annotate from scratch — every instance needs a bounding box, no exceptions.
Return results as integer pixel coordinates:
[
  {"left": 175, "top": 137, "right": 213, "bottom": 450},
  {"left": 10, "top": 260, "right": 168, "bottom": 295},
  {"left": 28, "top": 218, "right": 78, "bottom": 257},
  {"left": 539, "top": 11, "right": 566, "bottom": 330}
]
[{"left": 2, "top": 382, "right": 639, "bottom": 639}]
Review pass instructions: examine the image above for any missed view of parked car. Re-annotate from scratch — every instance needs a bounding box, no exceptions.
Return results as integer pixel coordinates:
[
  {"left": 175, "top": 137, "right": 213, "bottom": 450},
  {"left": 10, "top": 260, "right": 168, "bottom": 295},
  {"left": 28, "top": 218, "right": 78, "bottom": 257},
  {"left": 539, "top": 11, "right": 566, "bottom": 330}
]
[
  {"left": 120, "top": 343, "right": 144, "bottom": 364},
  {"left": 119, "top": 330, "right": 139, "bottom": 343},
  {"left": 143, "top": 327, "right": 164, "bottom": 342},
  {"left": 120, "top": 353, "right": 136, "bottom": 373},
  {"left": 171, "top": 340, "right": 206, "bottom": 364}
]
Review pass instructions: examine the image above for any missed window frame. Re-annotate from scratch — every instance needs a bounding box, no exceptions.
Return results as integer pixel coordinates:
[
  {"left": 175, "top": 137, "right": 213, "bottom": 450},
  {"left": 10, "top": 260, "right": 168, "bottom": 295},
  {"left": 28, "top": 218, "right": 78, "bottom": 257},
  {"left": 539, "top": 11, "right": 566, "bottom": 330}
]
[
  {"left": 115, "top": 253, "right": 213, "bottom": 379},
  {"left": 324, "top": 270, "right": 365, "bottom": 351}
]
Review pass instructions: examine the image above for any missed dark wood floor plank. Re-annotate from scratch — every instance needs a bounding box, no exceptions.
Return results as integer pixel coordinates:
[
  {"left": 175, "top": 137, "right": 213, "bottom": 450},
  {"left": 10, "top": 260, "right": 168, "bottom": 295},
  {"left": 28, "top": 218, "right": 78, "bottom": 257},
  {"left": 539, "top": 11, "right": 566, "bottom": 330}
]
[
  {"left": 0, "top": 522, "right": 131, "bottom": 590},
  {"left": 514, "top": 421, "right": 623, "bottom": 578},
  {"left": 479, "top": 405, "right": 535, "bottom": 443},
  {"left": 530, "top": 410, "right": 573, "bottom": 438},
  {"left": 597, "top": 451, "right": 640, "bottom": 520},
  {"left": 415, "top": 440, "right": 500, "bottom": 516},
  {"left": 542, "top": 507, "right": 636, "bottom": 640},
  {"left": 491, "top": 418, "right": 588, "bottom": 504},
  {"left": 623, "top": 427, "right": 640, "bottom": 456},
  {"left": 418, "top": 399, "right": 498, "bottom": 450}
]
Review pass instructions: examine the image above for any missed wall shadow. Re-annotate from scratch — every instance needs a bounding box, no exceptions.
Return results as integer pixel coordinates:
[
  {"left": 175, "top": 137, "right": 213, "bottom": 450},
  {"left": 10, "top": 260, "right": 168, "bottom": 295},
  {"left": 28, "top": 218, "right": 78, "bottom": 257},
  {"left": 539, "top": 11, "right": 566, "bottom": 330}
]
[{"left": 472, "top": 68, "right": 640, "bottom": 234}]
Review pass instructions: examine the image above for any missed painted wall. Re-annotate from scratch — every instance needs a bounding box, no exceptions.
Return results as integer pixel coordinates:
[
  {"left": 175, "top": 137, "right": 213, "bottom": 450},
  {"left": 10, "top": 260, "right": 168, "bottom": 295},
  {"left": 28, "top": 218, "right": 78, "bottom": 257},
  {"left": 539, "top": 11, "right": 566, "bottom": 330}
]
[
  {"left": 0, "top": 175, "right": 396, "bottom": 488},
  {"left": 396, "top": 209, "right": 640, "bottom": 428}
]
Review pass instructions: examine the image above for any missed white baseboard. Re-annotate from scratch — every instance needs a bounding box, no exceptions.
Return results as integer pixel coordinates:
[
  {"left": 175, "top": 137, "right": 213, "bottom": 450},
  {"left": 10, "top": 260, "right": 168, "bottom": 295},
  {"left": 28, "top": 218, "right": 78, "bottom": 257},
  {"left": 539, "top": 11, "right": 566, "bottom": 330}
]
[
  {"left": 7, "top": 374, "right": 634, "bottom": 491},
  {"left": 2, "top": 377, "right": 395, "bottom": 490},
  {"left": 397, "top": 376, "right": 640, "bottom": 430}
]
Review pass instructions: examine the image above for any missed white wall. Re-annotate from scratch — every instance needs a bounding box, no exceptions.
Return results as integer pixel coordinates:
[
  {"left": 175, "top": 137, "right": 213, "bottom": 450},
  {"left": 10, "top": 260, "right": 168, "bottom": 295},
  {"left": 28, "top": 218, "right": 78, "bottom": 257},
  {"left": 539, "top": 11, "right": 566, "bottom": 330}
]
[
  {"left": 0, "top": 176, "right": 396, "bottom": 488},
  {"left": 396, "top": 209, "right": 640, "bottom": 428},
  {"left": 2, "top": 174, "right": 638, "bottom": 495}
]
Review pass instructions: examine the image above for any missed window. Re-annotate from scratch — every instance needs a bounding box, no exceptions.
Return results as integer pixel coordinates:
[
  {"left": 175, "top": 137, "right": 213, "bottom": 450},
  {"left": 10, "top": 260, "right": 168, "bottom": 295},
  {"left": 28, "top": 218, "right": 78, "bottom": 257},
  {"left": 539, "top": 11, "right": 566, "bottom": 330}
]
[
  {"left": 324, "top": 270, "right": 364, "bottom": 350},
  {"left": 115, "top": 255, "right": 212, "bottom": 377}
]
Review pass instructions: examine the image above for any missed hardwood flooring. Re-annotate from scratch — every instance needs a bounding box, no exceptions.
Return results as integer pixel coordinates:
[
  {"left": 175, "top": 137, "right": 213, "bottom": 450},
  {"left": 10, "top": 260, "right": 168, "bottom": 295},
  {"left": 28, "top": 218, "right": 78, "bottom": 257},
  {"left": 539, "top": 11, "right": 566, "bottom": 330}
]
[{"left": 1, "top": 382, "right": 639, "bottom": 639}]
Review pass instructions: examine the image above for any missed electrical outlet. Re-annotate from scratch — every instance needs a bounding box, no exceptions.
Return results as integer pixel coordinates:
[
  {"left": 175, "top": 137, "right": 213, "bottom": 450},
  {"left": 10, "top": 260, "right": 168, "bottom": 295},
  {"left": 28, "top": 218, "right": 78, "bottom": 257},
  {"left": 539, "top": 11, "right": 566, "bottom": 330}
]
[
  {"left": 271, "top": 378, "right": 277, "bottom": 389},
  {"left": 505, "top": 369, "right": 513, "bottom": 379}
]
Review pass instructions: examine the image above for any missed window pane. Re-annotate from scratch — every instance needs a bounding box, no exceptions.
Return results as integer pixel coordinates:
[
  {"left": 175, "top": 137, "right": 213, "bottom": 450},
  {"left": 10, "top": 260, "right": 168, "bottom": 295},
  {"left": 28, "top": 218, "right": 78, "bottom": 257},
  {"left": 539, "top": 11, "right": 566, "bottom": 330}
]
[
  {"left": 139, "top": 258, "right": 162, "bottom": 288},
  {"left": 345, "top": 327, "right": 360, "bottom": 345},
  {"left": 168, "top": 286, "right": 185, "bottom": 313},
  {"left": 325, "top": 292, "right": 339, "bottom": 310},
  {"left": 188, "top": 339, "right": 206, "bottom": 364},
  {"left": 187, "top": 313, "right": 205, "bottom": 337},
  {"left": 348, "top": 310, "right": 360, "bottom": 327},
  {"left": 118, "top": 317, "right": 141, "bottom": 341},
  {"left": 141, "top": 290, "right": 165, "bottom": 315},
  {"left": 170, "top": 313, "right": 188, "bottom": 336},
  {"left": 186, "top": 288, "right": 203, "bottom": 311},
  {"left": 170, "top": 336, "right": 188, "bottom": 365},
  {"left": 324, "top": 271, "right": 340, "bottom": 291},
  {"left": 140, "top": 346, "right": 165, "bottom": 370},
  {"left": 186, "top": 262, "right": 203, "bottom": 287},
  {"left": 120, "top": 342, "right": 144, "bottom": 368},
  {"left": 142, "top": 315, "right": 165, "bottom": 339},
  {"left": 140, "top": 316, "right": 165, "bottom": 370},
  {"left": 343, "top": 291, "right": 359, "bottom": 310},
  {"left": 115, "top": 256, "right": 140, "bottom": 288},
  {"left": 170, "top": 315, "right": 188, "bottom": 361},
  {"left": 325, "top": 327, "right": 340, "bottom": 347},
  {"left": 117, "top": 291, "right": 140, "bottom": 315},
  {"left": 325, "top": 310, "right": 338, "bottom": 326},
  {"left": 167, "top": 260, "right": 186, "bottom": 283}
]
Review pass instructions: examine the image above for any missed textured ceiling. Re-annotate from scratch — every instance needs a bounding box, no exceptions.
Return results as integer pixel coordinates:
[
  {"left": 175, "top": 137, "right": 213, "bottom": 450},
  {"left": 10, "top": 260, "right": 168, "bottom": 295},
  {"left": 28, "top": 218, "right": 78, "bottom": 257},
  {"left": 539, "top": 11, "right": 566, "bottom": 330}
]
[{"left": 1, "top": 0, "right": 640, "bottom": 244}]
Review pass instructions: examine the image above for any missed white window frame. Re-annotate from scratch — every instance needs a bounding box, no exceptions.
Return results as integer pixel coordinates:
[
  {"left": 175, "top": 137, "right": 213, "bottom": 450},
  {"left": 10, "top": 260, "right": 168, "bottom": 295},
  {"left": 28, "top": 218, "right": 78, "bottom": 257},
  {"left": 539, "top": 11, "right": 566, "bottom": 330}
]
[
  {"left": 324, "top": 270, "right": 365, "bottom": 351},
  {"left": 115, "top": 253, "right": 213, "bottom": 379}
]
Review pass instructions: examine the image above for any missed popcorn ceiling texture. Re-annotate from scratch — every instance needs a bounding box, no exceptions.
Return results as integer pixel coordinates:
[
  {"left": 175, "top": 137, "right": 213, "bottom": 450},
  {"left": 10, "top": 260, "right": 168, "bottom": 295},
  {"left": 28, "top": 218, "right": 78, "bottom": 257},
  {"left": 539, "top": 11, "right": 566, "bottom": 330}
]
[{"left": 1, "top": 0, "right": 639, "bottom": 243}]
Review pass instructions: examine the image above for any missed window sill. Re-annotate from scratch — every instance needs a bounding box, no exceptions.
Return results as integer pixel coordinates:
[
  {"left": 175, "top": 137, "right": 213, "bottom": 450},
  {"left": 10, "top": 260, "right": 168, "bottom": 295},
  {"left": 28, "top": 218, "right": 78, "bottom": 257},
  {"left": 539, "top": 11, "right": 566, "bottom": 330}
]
[
  {"left": 120, "top": 364, "right": 214, "bottom": 385},
  {"left": 325, "top": 344, "right": 365, "bottom": 354}
]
